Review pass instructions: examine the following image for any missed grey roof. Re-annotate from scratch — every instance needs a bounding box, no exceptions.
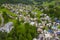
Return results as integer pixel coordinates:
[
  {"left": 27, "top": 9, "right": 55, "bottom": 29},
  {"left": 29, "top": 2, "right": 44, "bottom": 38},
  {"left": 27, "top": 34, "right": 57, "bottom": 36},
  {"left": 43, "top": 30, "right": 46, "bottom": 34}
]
[{"left": 0, "top": 22, "right": 13, "bottom": 33}]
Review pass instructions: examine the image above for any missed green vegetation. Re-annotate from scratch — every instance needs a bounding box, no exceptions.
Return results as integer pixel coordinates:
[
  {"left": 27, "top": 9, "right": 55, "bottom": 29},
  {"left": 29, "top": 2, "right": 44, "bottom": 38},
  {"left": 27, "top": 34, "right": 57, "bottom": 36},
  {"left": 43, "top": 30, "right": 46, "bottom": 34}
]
[
  {"left": 0, "top": 7, "right": 17, "bottom": 17},
  {"left": 0, "top": 7, "right": 17, "bottom": 24},
  {"left": 0, "top": 0, "right": 60, "bottom": 40},
  {"left": 0, "top": 21, "right": 37, "bottom": 40},
  {"left": 0, "top": 17, "right": 1, "bottom": 25},
  {"left": 0, "top": 6, "right": 37, "bottom": 40},
  {"left": 43, "top": 4, "right": 60, "bottom": 19},
  {"left": 0, "top": 0, "right": 54, "bottom": 5}
]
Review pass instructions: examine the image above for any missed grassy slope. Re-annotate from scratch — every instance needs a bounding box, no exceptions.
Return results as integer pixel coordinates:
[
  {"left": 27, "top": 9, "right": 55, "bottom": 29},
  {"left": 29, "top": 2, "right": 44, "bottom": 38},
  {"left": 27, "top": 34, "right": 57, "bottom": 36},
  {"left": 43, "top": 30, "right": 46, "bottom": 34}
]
[
  {"left": 0, "top": 7, "right": 17, "bottom": 24},
  {"left": 0, "top": 7, "right": 17, "bottom": 17}
]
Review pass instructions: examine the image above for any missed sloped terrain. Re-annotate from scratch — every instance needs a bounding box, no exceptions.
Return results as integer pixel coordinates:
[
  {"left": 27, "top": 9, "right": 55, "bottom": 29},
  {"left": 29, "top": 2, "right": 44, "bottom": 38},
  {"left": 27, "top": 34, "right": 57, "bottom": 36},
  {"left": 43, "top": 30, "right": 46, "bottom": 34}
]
[{"left": 0, "top": 0, "right": 60, "bottom": 40}]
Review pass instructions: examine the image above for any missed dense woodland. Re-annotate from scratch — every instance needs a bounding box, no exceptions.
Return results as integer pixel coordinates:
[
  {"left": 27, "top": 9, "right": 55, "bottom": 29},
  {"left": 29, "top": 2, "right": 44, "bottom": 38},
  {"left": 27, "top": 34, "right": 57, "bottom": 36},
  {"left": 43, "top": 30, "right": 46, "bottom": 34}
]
[{"left": 0, "top": 0, "right": 54, "bottom": 4}]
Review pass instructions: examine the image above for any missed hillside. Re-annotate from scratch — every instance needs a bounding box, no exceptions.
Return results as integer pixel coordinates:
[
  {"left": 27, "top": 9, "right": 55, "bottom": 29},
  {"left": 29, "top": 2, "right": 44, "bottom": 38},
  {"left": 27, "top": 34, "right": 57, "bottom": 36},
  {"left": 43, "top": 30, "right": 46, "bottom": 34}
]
[{"left": 0, "top": 0, "right": 60, "bottom": 40}]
